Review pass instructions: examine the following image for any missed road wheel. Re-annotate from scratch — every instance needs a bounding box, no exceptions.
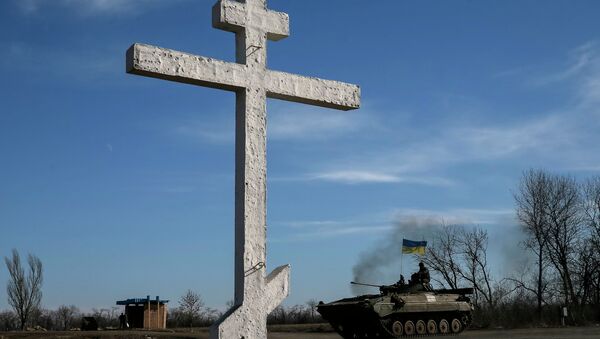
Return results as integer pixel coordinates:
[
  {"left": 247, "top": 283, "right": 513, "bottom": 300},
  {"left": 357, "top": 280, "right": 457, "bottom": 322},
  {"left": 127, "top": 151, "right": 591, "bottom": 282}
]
[
  {"left": 415, "top": 320, "right": 426, "bottom": 335},
  {"left": 461, "top": 314, "right": 471, "bottom": 327},
  {"left": 451, "top": 318, "right": 462, "bottom": 333},
  {"left": 438, "top": 319, "right": 450, "bottom": 334},
  {"left": 391, "top": 320, "right": 403, "bottom": 337},
  {"left": 427, "top": 319, "right": 437, "bottom": 334},
  {"left": 404, "top": 320, "right": 415, "bottom": 336}
]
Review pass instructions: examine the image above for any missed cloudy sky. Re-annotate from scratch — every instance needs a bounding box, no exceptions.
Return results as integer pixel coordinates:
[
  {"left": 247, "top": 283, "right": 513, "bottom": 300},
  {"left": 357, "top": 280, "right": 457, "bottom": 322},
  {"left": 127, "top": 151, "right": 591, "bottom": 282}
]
[{"left": 1, "top": 0, "right": 600, "bottom": 311}]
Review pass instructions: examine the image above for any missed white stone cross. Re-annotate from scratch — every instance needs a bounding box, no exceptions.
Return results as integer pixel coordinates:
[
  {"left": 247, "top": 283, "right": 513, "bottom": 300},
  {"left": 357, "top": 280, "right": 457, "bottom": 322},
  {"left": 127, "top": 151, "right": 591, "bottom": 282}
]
[{"left": 126, "top": 1, "right": 360, "bottom": 338}]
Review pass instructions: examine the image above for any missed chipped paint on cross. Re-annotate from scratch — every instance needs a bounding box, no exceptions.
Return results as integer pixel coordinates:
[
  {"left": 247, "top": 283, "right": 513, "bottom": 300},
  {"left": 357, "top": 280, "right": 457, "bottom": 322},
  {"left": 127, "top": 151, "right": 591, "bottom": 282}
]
[{"left": 126, "top": 0, "right": 360, "bottom": 338}]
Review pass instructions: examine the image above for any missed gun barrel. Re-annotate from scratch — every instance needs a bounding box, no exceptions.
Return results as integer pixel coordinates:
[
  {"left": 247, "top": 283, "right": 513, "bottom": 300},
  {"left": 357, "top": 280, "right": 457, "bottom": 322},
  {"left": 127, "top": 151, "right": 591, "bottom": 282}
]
[{"left": 350, "top": 281, "right": 381, "bottom": 288}]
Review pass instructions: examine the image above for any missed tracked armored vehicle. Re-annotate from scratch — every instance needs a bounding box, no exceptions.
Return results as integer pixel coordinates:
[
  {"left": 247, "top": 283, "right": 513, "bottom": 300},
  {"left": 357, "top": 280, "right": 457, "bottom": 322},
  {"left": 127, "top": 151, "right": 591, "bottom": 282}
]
[{"left": 317, "top": 280, "right": 473, "bottom": 338}]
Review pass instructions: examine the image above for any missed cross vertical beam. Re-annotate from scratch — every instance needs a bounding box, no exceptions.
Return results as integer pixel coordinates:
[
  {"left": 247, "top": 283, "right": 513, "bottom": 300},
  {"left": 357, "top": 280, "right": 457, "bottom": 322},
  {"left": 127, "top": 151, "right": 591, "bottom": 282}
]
[{"left": 126, "top": 0, "right": 360, "bottom": 338}]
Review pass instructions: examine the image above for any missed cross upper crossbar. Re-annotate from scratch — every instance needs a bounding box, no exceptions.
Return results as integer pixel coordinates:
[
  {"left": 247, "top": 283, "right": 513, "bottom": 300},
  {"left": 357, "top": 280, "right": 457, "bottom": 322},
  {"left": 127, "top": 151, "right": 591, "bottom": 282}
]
[{"left": 127, "top": 43, "right": 360, "bottom": 110}]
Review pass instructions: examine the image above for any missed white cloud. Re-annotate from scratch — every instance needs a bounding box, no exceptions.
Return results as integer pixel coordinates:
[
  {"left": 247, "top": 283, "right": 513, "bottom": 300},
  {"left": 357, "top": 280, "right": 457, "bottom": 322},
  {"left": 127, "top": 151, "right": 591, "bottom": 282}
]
[
  {"left": 451, "top": 114, "right": 573, "bottom": 159},
  {"left": 567, "top": 165, "right": 600, "bottom": 172},
  {"left": 302, "top": 225, "right": 394, "bottom": 237},
  {"left": 15, "top": 0, "right": 38, "bottom": 13},
  {"left": 271, "top": 206, "right": 515, "bottom": 243},
  {"left": 170, "top": 105, "right": 375, "bottom": 143},
  {"left": 296, "top": 111, "right": 573, "bottom": 187},
  {"left": 15, "top": 0, "right": 186, "bottom": 15},
  {"left": 563, "top": 41, "right": 600, "bottom": 106},
  {"left": 311, "top": 171, "right": 401, "bottom": 183},
  {"left": 282, "top": 220, "right": 345, "bottom": 228},
  {"left": 534, "top": 42, "right": 597, "bottom": 86},
  {"left": 268, "top": 109, "right": 367, "bottom": 140},
  {"left": 392, "top": 208, "right": 515, "bottom": 226},
  {"left": 308, "top": 170, "right": 455, "bottom": 186},
  {"left": 2, "top": 41, "right": 121, "bottom": 83},
  {"left": 531, "top": 41, "right": 600, "bottom": 106},
  {"left": 580, "top": 73, "right": 600, "bottom": 105},
  {"left": 498, "top": 41, "right": 600, "bottom": 109},
  {"left": 172, "top": 120, "right": 234, "bottom": 144},
  {"left": 271, "top": 218, "right": 394, "bottom": 242}
]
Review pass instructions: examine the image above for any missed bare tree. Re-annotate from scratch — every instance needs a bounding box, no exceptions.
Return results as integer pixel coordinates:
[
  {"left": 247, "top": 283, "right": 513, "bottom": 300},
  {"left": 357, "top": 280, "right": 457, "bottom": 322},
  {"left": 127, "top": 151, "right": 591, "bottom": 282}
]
[
  {"left": 582, "top": 176, "right": 600, "bottom": 304},
  {"left": 4, "top": 249, "right": 43, "bottom": 330},
  {"left": 305, "top": 299, "right": 318, "bottom": 322},
  {"left": 544, "top": 174, "right": 581, "bottom": 305},
  {"left": 573, "top": 240, "right": 599, "bottom": 304},
  {"left": 514, "top": 169, "right": 551, "bottom": 319},
  {"left": 421, "top": 224, "right": 463, "bottom": 289},
  {"left": 56, "top": 305, "right": 79, "bottom": 330},
  {"left": 459, "top": 226, "right": 495, "bottom": 308},
  {"left": 178, "top": 289, "right": 204, "bottom": 328},
  {"left": 267, "top": 305, "right": 287, "bottom": 324},
  {"left": 0, "top": 310, "right": 18, "bottom": 331},
  {"left": 582, "top": 176, "right": 600, "bottom": 246}
]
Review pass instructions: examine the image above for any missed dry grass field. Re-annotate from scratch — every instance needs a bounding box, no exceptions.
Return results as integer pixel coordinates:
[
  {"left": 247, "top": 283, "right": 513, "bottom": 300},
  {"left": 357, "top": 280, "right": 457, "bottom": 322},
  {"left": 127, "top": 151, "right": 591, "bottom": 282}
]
[{"left": 0, "top": 324, "right": 598, "bottom": 339}]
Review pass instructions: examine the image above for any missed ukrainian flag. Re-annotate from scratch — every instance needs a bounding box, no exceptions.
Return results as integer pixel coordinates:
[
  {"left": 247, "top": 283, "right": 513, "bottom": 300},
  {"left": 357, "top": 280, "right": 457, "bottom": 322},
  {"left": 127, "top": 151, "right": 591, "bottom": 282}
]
[{"left": 402, "top": 239, "right": 427, "bottom": 255}]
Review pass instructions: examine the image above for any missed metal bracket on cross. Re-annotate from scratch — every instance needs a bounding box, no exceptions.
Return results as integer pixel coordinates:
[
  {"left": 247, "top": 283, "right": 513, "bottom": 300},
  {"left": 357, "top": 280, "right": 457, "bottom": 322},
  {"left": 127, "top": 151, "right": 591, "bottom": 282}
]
[{"left": 126, "top": 0, "right": 360, "bottom": 338}]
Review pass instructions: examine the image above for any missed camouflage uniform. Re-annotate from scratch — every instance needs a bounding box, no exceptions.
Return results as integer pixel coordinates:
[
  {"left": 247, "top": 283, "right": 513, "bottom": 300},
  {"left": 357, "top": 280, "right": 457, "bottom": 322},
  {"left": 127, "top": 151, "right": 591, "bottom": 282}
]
[{"left": 418, "top": 262, "right": 430, "bottom": 284}]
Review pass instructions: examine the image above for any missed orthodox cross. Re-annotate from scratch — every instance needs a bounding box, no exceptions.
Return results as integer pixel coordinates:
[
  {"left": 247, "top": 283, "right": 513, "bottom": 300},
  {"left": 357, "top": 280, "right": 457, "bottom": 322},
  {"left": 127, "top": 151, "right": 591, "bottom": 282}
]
[{"left": 126, "top": 1, "right": 360, "bottom": 338}]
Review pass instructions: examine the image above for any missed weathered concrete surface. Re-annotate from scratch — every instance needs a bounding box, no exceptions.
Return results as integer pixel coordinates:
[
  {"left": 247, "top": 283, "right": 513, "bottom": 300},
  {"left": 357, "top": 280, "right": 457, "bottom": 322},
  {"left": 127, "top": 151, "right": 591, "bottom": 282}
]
[
  {"left": 126, "top": 44, "right": 247, "bottom": 92},
  {"left": 126, "top": 44, "right": 360, "bottom": 110},
  {"left": 126, "top": 0, "right": 360, "bottom": 338},
  {"left": 213, "top": 0, "right": 289, "bottom": 41}
]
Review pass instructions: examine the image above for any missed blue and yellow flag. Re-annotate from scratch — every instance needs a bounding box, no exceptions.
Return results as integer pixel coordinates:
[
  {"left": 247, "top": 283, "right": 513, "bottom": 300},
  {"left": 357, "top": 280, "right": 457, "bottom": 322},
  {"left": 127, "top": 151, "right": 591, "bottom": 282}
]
[{"left": 402, "top": 239, "right": 427, "bottom": 255}]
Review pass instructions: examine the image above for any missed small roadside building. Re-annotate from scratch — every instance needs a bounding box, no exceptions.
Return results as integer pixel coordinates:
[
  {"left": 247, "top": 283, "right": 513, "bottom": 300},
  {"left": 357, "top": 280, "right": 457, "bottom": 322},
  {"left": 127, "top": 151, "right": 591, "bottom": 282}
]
[{"left": 116, "top": 296, "right": 169, "bottom": 329}]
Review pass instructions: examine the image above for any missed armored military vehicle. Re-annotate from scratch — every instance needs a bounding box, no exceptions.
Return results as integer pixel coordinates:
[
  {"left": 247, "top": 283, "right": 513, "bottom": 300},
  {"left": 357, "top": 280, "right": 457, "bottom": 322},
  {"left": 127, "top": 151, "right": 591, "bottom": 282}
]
[{"left": 317, "top": 280, "right": 473, "bottom": 338}]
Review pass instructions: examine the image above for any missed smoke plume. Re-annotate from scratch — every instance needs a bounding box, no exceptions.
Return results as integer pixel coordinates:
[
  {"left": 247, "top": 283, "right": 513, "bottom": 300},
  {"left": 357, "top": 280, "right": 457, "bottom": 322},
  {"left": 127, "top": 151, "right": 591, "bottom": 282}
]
[
  {"left": 351, "top": 216, "right": 443, "bottom": 295},
  {"left": 350, "top": 213, "right": 528, "bottom": 295}
]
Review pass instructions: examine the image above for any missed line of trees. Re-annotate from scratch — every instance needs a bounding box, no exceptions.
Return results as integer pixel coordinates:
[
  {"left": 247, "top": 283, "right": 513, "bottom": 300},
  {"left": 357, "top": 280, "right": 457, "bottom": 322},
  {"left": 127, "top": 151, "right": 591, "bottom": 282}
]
[
  {"left": 1, "top": 249, "right": 127, "bottom": 331},
  {"left": 1, "top": 248, "right": 125, "bottom": 331},
  {"left": 422, "top": 169, "right": 600, "bottom": 327},
  {"left": 0, "top": 305, "right": 128, "bottom": 331},
  {"left": 267, "top": 300, "right": 323, "bottom": 325},
  {"left": 165, "top": 291, "right": 322, "bottom": 328},
  {"left": 167, "top": 289, "right": 220, "bottom": 328},
  {"left": 0, "top": 249, "right": 322, "bottom": 331},
  {"left": 513, "top": 170, "right": 600, "bottom": 321}
]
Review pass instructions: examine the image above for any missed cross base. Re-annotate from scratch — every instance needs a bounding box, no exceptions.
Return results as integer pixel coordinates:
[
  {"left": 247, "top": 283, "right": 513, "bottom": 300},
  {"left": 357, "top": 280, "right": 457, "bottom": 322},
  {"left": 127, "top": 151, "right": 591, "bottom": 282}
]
[{"left": 210, "top": 264, "right": 290, "bottom": 339}]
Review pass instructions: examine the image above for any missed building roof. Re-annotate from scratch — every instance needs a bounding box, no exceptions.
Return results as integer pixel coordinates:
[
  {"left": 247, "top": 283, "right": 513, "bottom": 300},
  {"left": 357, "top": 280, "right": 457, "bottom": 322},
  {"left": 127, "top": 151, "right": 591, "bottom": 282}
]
[{"left": 116, "top": 297, "right": 169, "bottom": 305}]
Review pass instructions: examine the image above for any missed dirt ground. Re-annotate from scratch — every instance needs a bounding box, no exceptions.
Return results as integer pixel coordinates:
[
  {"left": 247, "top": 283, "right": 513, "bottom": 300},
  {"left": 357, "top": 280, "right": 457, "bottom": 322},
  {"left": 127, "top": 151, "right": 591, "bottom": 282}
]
[{"left": 0, "top": 326, "right": 598, "bottom": 339}]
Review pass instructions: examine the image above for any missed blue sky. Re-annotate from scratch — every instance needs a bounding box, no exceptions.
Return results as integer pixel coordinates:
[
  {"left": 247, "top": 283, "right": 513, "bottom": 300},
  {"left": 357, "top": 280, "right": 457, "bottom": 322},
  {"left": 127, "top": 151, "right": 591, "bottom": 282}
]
[{"left": 1, "top": 0, "right": 600, "bottom": 311}]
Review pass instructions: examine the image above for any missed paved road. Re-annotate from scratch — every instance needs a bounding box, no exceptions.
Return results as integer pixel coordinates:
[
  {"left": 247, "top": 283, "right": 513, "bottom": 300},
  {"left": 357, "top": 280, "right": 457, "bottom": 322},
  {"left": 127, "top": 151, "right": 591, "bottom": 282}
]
[
  {"left": 1, "top": 327, "right": 598, "bottom": 338},
  {"left": 462, "top": 327, "right": 600, "bottom": 339},
  {"left": 269, "top": 327, "right": 600, "bottom": 339}
]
